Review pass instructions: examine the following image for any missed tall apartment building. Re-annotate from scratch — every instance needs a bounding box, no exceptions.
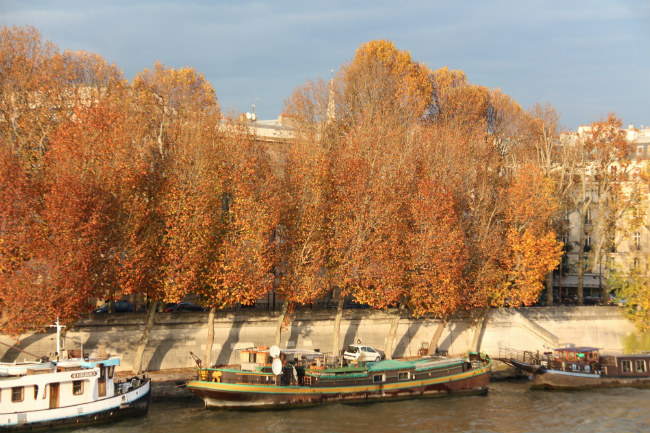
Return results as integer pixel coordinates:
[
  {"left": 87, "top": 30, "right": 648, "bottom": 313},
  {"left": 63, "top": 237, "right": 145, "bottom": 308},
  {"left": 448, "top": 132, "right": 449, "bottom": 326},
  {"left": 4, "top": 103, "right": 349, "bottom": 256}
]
[{"left": 554, "top": 124, "right": 649, "bottom": 302}]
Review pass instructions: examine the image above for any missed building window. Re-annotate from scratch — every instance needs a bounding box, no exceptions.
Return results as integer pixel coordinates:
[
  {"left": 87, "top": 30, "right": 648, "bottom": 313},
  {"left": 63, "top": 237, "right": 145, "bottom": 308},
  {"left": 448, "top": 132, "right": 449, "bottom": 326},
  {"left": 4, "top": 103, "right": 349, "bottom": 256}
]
[
  {"left": 634, "top": 232, "right": 641, "bottom": 251},
  {"left": 73, "top": 380, "right": 84, "bottom": 396},
  {"left": 562, "top": 232, "right": 569, "bottom": 246},
  {"left": 585, "top": 209, "right": 592, "bottom": 224},
  {"left": 621, "top": 360, "right": 632, "bottom": 373},
  {"left": 373, "top": 374, "right": 385, "bottom": 383},
  {"left": 633, "top": 258, "right": 639, "bottom": 269},
  {"left": 564, "top": 210, "right": 570, "bottom": 222},
  {"left": 12, "top": 387, "right": 24, "bottom": 403},
  {"left": 398, "top": 372, "right": 410, "bottom": 381},
  {"left": 637, "top": 145, "right": 644, "bottom": 156},
  {"left": 584, "top": 234, "right": 592, "bottom": 252}
]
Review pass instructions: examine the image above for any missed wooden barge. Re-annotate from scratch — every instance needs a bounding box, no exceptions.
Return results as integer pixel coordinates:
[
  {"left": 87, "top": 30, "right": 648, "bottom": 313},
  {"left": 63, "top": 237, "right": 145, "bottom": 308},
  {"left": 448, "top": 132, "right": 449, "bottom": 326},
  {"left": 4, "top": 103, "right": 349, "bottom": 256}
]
[{"left": 186, "top": 346, "right": 491, "bottom": 408}]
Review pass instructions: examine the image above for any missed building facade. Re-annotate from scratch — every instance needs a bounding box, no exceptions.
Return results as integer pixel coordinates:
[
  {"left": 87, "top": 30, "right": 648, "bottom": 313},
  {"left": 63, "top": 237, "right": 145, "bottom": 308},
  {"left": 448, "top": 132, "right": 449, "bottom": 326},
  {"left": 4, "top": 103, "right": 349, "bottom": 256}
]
[{"left": 555, "top": 124, "right": 649, "bottom": 303}]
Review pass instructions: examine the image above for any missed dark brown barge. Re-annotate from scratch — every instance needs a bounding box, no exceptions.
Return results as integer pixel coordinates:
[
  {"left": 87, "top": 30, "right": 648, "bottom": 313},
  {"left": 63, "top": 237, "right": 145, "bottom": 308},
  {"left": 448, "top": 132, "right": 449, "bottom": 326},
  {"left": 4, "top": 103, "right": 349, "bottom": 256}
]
[{"left": 505, "top": 346, "right": 650, "bottom": 389}]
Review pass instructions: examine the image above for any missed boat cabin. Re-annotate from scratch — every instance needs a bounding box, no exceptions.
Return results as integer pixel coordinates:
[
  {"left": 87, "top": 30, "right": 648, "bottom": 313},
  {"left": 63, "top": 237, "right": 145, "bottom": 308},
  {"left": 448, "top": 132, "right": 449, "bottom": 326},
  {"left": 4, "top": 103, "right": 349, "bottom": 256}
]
[
  {"left": 0, "top": 357, "right": 121, "bottom": 415},
  {"left": 552, "top": 347, "right": 600, "bottom": 363}
]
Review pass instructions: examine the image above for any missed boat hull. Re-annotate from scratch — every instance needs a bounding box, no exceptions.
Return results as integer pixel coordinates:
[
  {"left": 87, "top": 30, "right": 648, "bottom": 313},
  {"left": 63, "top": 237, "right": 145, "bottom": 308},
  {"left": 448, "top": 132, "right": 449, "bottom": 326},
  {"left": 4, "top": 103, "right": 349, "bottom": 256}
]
[
  {"left": 0, "top": 378, "right": 151, "bottom": 432},
  {"left": 188, "top": 363, "right": 490, "bottom": 408},
  {"left": 531, "top": 370, "right": 650, "bottom": 390}
]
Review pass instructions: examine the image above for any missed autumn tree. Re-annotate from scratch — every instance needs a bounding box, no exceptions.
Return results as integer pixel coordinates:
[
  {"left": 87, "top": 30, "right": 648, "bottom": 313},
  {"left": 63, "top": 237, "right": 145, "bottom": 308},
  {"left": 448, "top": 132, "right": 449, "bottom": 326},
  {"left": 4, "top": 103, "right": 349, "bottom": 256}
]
[
  {"left": 0, "top": 26, "right": 127, "bottom": 334},
  {"left": 583, "top": 114, "right": 633, "bottom": 304},
  {"left": 607, "top": 162, "right": 649, "bottom": 332},
  {"left": 168, "top": 120, "right": 280, "bottom": 366},
  {"left": 562, "top": 114, "right": 632, "bottom": 305},
  {"left": 124, "top": 62, "right": 222, "bottom": 372},
  {"left": 285, "top": 40, "right": 562, "bottom": 357},
  {"left": 291, "top": 40, "right": 433, "bottom": 357},
  {"left": 401, "top": 127, "right": 472, "bottom": 353},
  {"left": 37, "top": 100, "right": 139, "bottom": 332},
  {"left": 522, "top": 103, "right": 575, "bottom": 305},
  {"left": 273, "top": 103, "right": 332, "bottom": 346}
]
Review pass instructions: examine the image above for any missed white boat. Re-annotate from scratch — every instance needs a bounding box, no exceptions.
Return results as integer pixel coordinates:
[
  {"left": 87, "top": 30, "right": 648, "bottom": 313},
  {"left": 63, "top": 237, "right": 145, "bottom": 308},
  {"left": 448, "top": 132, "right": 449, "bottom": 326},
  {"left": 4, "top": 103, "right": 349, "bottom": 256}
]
[{"left": 0, "top": 322, "right": 150, "bottom": 431}]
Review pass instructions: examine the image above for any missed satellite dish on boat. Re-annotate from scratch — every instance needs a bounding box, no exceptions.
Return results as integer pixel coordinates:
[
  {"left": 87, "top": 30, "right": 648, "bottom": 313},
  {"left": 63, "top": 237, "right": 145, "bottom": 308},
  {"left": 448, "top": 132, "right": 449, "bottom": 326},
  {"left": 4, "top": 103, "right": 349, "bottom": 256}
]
[
  {"left": 269, "top": 345, "right": 281, "bottom": 358},
  {"left": 272, "top": 358, "right": 283, "bottom": 375}
]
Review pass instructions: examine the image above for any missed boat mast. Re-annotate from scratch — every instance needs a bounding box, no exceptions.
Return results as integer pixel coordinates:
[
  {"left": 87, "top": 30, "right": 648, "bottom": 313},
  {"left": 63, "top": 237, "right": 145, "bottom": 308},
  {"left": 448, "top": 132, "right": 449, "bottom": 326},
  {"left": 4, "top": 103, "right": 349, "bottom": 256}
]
[{"left": 49, "top": 318, "right": 66, "bottom": 361}]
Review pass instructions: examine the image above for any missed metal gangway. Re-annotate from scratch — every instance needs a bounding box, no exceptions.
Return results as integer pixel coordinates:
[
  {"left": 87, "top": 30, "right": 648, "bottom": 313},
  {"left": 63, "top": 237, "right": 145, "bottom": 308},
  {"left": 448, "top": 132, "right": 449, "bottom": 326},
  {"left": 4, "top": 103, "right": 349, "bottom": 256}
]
[{"left": 495, "top": 347, "right": 544, "bottom": 368}]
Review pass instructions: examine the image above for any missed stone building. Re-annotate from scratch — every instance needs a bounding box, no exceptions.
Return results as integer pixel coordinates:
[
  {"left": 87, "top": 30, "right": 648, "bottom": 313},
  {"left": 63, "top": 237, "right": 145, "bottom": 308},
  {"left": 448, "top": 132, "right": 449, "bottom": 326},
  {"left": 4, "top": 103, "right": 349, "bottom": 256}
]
[{"left": 554, "top": 124, "right": 649, "bottom": 303}]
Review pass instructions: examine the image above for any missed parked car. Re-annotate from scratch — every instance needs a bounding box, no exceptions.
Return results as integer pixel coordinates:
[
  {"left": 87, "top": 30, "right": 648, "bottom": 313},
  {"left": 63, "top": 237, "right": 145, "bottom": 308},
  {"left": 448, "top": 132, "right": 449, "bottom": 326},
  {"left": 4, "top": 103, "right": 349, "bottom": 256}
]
[
  {"left": 92, "top": 300, "right": 134, "bottom": 314},
  {"left": 165, "top": 302, "right": 206, "bottom": 312},
  {"left": 344, "top": 301, "right": 370, "bottom": 309},
  {"left": 343, "top": 344, "right": 384, "bottom": 362}
]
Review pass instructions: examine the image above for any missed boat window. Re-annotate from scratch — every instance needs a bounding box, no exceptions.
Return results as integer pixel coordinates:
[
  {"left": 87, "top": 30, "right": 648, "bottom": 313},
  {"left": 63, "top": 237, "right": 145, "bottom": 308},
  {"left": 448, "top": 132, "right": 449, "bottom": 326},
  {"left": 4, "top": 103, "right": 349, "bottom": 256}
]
[
  {"left": 12, "top": 386, "right": 24, "bottom": 403},
  {"left": 33, "top": 385, "right": 39, "bottom": 400},
  {"left": 571, "top": 364, "right": 579, "bottom": 372},
  {"left": 42, "top": 384, "right": 47, "bottom": 399},
  {"left": 398, "top": 372, "right": 409, "bottom": 380},
  {"left": 584, "top": 365, "right": 591, "bottom": 373},
  {"left": 635, "top": 360, "right": 646, "bottom": 373},
  {"left": 73, "top": 380, "right": 84, "bottom": 395},
  {"left": 373, "top": 374, "right": 385, "bottom": 383},
  {"left": 107, "top": 365, "right": 115, "bottom": 379},
  {"left": 621, "top": 360, "right": 632, "bottom": 373}
]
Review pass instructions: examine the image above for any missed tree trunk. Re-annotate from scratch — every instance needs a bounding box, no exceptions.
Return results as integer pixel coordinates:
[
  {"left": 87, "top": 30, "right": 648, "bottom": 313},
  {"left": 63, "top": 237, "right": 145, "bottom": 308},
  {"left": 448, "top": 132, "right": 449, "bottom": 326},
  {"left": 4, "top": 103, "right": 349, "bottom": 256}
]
[
  {"left": 384, "top": 304, "right": 405, "bottom": 360},
  {"left": 133, "top": 299, "right": 158, "bottom": 374},
  {"left": 204, "top": 307, "right": 216, "bottom": 367},
  {"left": 274, "top": 301, "right": 289, "bottom": 347},
  {"left": 576, "top": 217, "right": 586, "bottom": 306},
  {"left": 545, "top": 272, "right": 554, "bottom": 306},
  {"left": 470, "top": 308, "right": 490, "bottom": 353},
  {"left": 427, "top": 318, "right": 448, "bottom": 355},
  {"left": 331, "top": 297, "right": 345, "bottom": 355}
]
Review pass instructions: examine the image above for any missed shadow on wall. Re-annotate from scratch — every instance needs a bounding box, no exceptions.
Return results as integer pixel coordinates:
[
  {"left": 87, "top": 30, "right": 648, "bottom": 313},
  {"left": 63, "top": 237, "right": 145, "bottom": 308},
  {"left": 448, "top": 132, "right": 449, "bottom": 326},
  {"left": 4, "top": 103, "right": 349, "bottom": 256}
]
[
  {"left": 144, "top": 330, "right": 177, "bottom": 371},
  {"left": 393, "top": 321, "right": 423, "bottom": 358},
  {"left": 286, "top": 320, "right": 315, "bottom": 349},
  {"left": 340, "top": 320, "right": 361, "bottom": 355},
  {"left": 216, "top": 321, "right": 242, "bottom": 366},
  {"left": 438, "top": 321, "right": 468, "bottom": 355},
  {"left": 1, "top": 333, "right": 54, "bottom": 363}
]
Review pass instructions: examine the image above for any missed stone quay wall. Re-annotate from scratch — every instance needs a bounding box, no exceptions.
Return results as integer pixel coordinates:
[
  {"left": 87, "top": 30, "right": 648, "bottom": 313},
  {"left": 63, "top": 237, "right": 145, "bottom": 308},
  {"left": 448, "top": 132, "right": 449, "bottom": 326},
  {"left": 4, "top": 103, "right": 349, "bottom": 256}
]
[{"left": 0, "top": 306, "right": 637, "bottom": 372}]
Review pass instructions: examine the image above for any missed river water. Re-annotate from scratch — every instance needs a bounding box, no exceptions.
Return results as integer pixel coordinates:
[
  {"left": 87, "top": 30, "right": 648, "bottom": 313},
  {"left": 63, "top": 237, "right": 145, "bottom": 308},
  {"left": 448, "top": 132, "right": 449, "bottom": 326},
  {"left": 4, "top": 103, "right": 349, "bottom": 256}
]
[{"left": 68, "top": 381, "right": 649, "bottom": 433}]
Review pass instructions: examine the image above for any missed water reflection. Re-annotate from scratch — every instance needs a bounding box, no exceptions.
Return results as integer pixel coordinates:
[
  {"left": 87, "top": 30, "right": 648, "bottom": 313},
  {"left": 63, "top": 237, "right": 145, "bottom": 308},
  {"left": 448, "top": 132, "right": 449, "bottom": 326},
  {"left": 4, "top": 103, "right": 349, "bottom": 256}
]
[{"left": 70, "top": 382, "right": 650, "bottom": 433}]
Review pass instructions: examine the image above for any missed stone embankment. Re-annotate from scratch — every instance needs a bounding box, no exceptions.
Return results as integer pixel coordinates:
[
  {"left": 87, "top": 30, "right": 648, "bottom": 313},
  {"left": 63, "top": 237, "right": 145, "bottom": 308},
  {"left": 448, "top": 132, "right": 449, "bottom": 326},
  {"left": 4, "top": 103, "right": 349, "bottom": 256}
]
[{"left": 1, "top": 306, "right": 636, "bottom": 400}]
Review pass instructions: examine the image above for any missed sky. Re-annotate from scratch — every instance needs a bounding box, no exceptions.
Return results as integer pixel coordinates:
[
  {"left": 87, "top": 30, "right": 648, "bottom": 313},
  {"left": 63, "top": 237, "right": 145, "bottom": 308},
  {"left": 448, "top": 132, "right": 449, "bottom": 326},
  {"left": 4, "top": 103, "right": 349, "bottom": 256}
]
[{"left": 1, "top": 0, "right": 649, "bottom": 131}]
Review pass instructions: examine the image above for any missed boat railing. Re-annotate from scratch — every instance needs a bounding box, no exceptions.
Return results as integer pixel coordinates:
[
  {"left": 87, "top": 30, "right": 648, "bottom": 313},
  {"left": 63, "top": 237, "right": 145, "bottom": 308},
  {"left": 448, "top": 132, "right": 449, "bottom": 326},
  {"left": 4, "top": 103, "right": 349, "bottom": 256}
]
[{"left": 497, "top": 347, "right": 543, "bottom": 364}]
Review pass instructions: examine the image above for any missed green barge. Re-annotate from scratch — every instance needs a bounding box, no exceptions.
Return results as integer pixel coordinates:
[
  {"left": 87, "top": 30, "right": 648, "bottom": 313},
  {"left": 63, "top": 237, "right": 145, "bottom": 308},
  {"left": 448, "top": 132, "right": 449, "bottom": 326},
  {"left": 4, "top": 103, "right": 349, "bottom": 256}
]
[{"left": 186, "top": 346, "right": 491, "bottom": 408}]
